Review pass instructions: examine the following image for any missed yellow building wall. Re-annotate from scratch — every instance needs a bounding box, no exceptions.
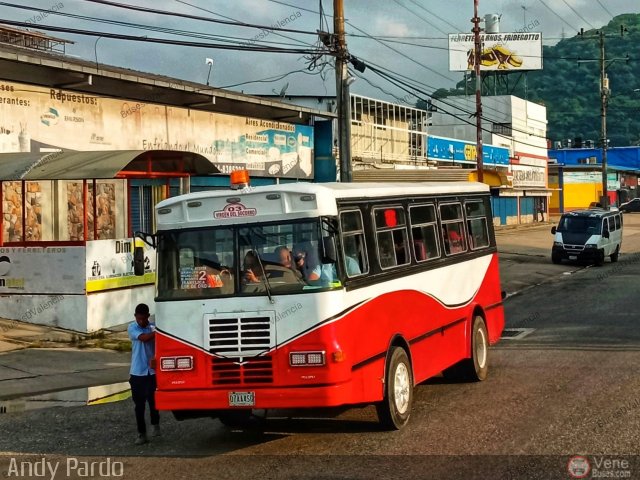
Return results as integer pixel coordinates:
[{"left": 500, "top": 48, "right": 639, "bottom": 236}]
[{"left": 549, "top": 182, "right": 600, "bottom": 212}]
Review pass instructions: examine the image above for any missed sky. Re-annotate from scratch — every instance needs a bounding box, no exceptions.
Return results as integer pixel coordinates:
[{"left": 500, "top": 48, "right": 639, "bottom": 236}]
[{"left": 1, "top": 0, "right": 639, "bottom": 105}]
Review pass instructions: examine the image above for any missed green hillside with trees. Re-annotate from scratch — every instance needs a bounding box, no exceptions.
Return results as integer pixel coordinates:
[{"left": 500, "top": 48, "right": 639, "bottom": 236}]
[{"left": 424, "top": 14, "right": 640, "bottom": 147}]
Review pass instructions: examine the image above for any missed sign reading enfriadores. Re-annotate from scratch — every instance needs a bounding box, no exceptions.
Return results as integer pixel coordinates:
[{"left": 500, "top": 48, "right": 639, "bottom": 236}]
[{"left": 448, "top": 32, "right": 543, "bottom": 71}]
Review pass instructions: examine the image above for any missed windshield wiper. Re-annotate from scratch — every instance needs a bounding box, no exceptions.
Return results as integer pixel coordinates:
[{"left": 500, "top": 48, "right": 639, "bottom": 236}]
[{"left": 248, "top": 229, "right": 274, "bottom": 304}]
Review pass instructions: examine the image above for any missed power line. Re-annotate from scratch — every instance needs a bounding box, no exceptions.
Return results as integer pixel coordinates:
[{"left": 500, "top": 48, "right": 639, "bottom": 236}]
[
  {"left": 538, "top": 0, "right": 580, "bottom": 33},
  {"left": 0, "top": 2, "right": 313, "bottom": 49},
  {"left": 596, "top": 0, "right": 615, "bottom": 19},
  {"left": 345, "top": 20, "right": 455, "bottom": 84},
  {"left": 0, "top": 19, "right": 323, "bottom": 54},
  {"left": 219, "top": 68, "right": 320, "bottom": 89},
  {"left": 559, "top": 0, "right": 595, "bottom": 30},
  {"left": 79, "top": 0, "right": 319, "bottom": 36},
  {"left": 404, "top": 0, "right": 464, "bottom": 33},
  {"left": 390, "top": 0, "right": 449, "bottom": 36},
  {"left": 359, "top": 59, "right": 552, "bottom": 145},
  {"left": 173, "top": 0, "right": 315, "bottom": 50},
  {"left": 360, "top": 64, "right": 551, "bottom": 150}
]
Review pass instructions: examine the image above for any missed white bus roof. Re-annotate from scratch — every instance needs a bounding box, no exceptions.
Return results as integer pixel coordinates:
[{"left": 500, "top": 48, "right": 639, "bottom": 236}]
[
  {"left": 155, "top": 182, "right": 489, "bottom": 229},
  {"left": 160, "top": 181, "right": 489, "bottom": 205}
]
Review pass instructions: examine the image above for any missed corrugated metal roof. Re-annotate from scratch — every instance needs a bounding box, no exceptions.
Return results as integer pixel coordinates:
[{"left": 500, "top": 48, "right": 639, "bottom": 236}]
[{"left": 0, "top": 150, "right": 218, "bottom": 180}]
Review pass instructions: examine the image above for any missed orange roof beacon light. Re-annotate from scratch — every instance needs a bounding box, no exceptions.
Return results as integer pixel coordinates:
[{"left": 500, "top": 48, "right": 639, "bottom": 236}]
[{"left": 230, "top": 169, "right": 250, "bottom": 190}]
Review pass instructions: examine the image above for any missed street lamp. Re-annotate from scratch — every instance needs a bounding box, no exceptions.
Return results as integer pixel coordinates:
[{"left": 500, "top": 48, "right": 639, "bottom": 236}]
[{"left": 205, "top": 58, "right": 214, "bottom": 86}]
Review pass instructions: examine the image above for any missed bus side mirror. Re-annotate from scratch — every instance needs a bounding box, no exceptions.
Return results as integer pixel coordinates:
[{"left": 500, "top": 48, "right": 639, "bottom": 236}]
[
  {"left": 321, "top": 236, "right": 337, "bottom": 264},
  {"left": 550, "top": 226, "right": 556, "bottom": 234},
  {"left": 134, "top": 247, "right": 145, "bottom": 276}
]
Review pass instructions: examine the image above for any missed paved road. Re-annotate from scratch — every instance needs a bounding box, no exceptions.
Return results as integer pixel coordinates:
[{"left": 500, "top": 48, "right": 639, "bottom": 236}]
[{"left": 2, "top": 215, "right": 640, "bottom": 479}]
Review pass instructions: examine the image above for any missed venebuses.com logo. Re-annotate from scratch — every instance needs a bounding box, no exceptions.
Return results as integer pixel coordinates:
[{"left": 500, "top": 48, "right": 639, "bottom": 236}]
[{"left": 568, "top": 455, "right": 632, "bottom": 478}]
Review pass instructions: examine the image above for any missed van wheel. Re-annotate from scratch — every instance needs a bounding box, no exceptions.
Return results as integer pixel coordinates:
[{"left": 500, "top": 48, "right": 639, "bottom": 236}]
[
  {"left": 594, "top": 250, "right": 605, "bottom": 267},
  {"left": 610, "top": 246, "right": 619, "bottom": 263},
  {"left": 376, "top": 346, "right": 413, "bottom": 430},
  {"left": 442, "top": 316, "right": 489, "bottom": 382},
  {"left": 551, "top": 252, "right": 562, "bottom": 264}
]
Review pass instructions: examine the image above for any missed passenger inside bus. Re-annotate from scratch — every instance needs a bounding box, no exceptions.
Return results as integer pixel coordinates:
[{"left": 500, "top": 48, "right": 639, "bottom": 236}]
[
  {"left": 292, "top": 242, "right": 336, "bottom": 286},
  {"left": 242, "top": 250, "right": 264, "bottom": 284},
  {"left": 442, "top": 225, "right": 464, "bottom": 254},
  {"left": 342, "top": 236, "right": 363, "bottom": 276},
  {"left": 263, "top": 246, "right": 304, "bottom": 284}
]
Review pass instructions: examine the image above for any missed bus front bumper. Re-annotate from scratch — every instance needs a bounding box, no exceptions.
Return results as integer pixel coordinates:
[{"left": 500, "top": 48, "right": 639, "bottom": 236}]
[{"left": 156, "top": 382, "right": 360, "bottom": 411}]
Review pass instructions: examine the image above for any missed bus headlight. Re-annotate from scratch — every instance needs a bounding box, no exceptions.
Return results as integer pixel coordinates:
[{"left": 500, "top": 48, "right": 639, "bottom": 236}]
[
  {"left": 289, "top": 351, "right": 325, "bottom": 367},
  {"left": 585, "top": 244, "right": 597, "bottom": 249},
  {"left": 160, "top": 356, "right": 194, "bottom": 371},
  {"left": 553, "top": 242, "right": 563, "bottom": 247}
]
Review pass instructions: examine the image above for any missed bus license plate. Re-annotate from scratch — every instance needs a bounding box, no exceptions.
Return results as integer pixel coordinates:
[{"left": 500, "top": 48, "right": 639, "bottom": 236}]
[
  {"left": 569, "top": 255, "right": 577, "bottom": 260},
  {"left": 229, "top": 391, "right": 255, "bottom": 407}
]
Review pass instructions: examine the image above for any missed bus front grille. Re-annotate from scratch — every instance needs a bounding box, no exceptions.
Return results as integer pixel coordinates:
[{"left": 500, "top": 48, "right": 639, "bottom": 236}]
[
  {"left": 211, "top": 356, "right": 274, "bottom": 385},
  {"left": 207, "top": 316, "right": 271, "bottom": 356}
]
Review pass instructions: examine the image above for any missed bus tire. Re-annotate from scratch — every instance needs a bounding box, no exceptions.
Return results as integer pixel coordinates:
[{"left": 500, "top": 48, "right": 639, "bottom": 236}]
[
  {"left": 551, "top": 252, "right": 562, "bottom": 264},
  {"left": 443, "top": 316, "right": 489, "bottom": 382},
  {"left": 376, "top": 346, "right": 413, "bottom": 430}
]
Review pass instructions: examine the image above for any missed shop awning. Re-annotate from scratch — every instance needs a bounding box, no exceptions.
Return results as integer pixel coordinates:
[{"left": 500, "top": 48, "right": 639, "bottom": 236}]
[
  {"left": 0, "top": 150, "right": 219, "bottom": 180},
  {"left": 468, "top": 169, "right": 512, "bottom": 187}
]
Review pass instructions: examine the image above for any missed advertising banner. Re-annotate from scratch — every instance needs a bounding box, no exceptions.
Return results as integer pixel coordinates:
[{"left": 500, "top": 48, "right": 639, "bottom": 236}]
[
  {"left": 427, "top": 136, "right": 510, "bottom": 166},
  {"left": 0, "top": 246, "right": 85, "bottom": 294},
  {"left": 511, "top": 164, "right": 546, "bottom": 187},
  {"left": 85, "top": 238, "right": 156, "bottom": 292},
  {"left": 0, "top": 81, "right": 314, "bottom": 179},
  {"left": 448, "top": 33, "right": 543, "bottom": 71}
]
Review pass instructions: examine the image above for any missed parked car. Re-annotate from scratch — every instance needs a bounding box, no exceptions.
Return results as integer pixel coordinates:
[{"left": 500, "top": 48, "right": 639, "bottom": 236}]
[
  {"left": 619, "top": 198, "right": 640, "bottom": 213},
  {"left": 551, "top": 209, "right": 623, "bottom": 266}
]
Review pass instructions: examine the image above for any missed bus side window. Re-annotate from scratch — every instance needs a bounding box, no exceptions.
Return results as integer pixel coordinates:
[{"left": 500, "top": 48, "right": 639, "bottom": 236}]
[
  {"left": 340, "top": 210, "right": 368, "bottom": 277},
  {"left": 373, "top": 206, "right": 410, "bottom": 270},
  {"left": 615, "top": 214, "right": 621, "bottom": 230},
  {"left": 465, "top": 200, "right": 490, "bottom": 250},
  {"left": 409, "top": 204, "right": 440, "bottom": 262},
  {"left": 440, "top": 203, "right": 467, "bottom": 255}
]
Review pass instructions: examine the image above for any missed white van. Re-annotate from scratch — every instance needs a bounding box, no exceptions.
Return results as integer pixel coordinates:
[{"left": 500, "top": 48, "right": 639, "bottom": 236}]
[{"left": 551, "top": 209, "right": 623, "bottom": 265}]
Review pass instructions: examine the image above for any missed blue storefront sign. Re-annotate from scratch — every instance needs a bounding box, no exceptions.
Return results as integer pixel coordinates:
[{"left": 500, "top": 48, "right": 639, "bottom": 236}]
[{"left": 427, "top": 136, "right": 510, "bottom": 166}]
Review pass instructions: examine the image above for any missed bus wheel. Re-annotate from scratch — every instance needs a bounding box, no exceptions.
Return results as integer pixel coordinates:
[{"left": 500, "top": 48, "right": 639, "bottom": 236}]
[
  {"left": 551, "top": 252, "right": 562, "bottom": 264},
  {"left": 376, "top": 346, "right": 413, "bottom": 430},
  {"left": 443, "top": 316, "right": 489, "bottom": 382}
]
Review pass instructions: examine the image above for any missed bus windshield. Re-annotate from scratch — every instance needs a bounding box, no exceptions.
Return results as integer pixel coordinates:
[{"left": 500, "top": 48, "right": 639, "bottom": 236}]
[
  {"left": 156, "top": 219, "right": 339, "bottom": 300},
  {"left": 557, "top": 215, "right": 602, "bottom": 234}
]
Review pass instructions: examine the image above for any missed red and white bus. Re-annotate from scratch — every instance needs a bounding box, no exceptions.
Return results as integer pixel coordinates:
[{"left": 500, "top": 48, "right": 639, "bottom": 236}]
[{"left": 138, "top": 180, "right": 505, "bottom": 429}]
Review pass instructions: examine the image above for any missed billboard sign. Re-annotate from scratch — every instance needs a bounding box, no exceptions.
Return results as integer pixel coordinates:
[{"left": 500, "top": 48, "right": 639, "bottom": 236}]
[
  {"left": 427, "top": 136, "right": 510, "bottom": 166},
  {"left": 0, "top": 80, "right": 314, "bottom": 179},
  {"left": 448, "top": 33, "right": 543, "bottom": 71}
]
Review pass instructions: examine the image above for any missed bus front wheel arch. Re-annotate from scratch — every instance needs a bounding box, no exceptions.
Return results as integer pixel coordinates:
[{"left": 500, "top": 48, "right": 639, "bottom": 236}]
[{"left": 376, "top": 346, "right": 413, "bottom": 430}]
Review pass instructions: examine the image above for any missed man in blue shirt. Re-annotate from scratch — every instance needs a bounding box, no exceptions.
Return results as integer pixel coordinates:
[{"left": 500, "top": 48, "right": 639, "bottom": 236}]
[{"left": 128, "top": 303, "right": 160, "bottom": 445}]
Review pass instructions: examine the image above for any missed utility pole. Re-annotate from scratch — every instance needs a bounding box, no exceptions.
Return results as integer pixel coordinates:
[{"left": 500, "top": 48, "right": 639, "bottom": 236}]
[
  {"left": 472, "top": 0, "right": 484, "bottom": 182},
  {"left": 599, "top": 31, "right": 609, "bottom": 208},
  {"left": 578, "top": 25, "right": 627, "bottom": 209},
  {"left": 334, "top": 0, "right": 352, "bottom": 182}
]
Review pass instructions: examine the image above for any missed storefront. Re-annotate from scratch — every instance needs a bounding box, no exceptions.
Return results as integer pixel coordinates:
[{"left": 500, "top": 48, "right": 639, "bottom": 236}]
[
  {"left": 0, "top": 69, "right": 324, "bottom": 331},
  {"left": 0, "top": 150, "right": 216, "bottom": 332}
]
